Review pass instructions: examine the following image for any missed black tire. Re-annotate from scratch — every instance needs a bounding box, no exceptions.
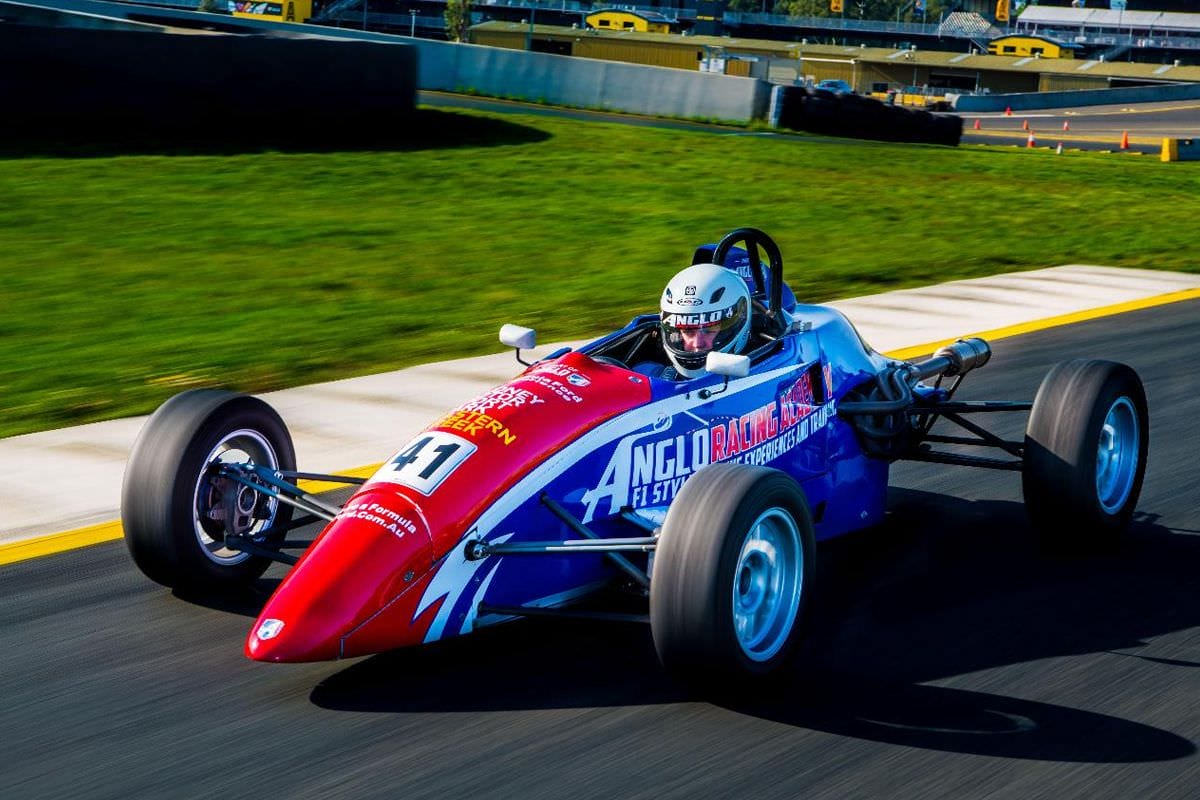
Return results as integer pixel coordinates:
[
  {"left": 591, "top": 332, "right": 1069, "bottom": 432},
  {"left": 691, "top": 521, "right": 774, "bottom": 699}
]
[
  {"left": 650, "top": 464, "right": 815, "bottom": 682},
  {"left": 121, "top": 389, "right": 296, "bottom": 589},
  {"left": 1023, "top": 360, "right": 1149, "bottom": 546}
]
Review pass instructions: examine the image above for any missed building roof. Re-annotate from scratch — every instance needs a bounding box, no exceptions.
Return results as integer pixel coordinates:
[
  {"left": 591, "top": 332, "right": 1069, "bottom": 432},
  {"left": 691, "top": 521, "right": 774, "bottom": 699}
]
[
  {"left": 1017, "top": 6, "right": 1200, "bottom": 34},
  {"left": 989, "top": 33, "right": 1080, "bottom": 49},
  {"left": 470, "top": 21, "right": 1200, "bottom": 83},
  {"left": 585, "top": 8, "right": 675, "bottom": 24}
]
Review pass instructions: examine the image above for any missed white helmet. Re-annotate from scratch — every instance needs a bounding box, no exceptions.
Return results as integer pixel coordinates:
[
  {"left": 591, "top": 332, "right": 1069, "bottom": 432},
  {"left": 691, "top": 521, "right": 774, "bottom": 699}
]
[{"left": 660, "top": 263, "right": 752, "bottom": 378}]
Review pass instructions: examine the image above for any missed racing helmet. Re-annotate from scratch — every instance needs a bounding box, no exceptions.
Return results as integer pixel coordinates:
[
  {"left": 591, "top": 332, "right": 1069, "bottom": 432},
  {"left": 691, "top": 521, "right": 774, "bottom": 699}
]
[{"left": 660, "top": 263, "right": 751, "bottom": 378}]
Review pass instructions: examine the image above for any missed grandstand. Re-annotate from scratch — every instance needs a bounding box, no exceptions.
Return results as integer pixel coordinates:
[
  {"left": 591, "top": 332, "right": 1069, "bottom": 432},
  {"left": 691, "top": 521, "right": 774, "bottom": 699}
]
[{"left": 1016, "top": 6, "right": 1200, "bottom": 56}]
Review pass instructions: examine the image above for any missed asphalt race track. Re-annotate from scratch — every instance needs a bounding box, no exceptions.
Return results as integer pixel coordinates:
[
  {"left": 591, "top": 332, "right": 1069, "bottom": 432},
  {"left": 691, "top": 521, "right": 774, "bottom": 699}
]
[
  {"left": 3, "top": 300, "right": 1198, "bottom": 800},
  {"left": 959, "top": 100, "right": 1200, "bottom": 154}
]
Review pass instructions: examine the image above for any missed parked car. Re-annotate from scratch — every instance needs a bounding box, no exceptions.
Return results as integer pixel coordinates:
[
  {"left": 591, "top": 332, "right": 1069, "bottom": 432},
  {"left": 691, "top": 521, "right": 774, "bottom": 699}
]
[{"left": 816, "top": 79, "right": 855, "bottom": 94}]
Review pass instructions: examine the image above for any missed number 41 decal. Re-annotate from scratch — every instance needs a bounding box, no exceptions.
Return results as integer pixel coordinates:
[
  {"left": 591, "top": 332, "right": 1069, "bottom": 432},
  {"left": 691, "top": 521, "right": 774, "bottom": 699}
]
[{"left": 377, "top": 431, "right": 476, "bottom": 495}]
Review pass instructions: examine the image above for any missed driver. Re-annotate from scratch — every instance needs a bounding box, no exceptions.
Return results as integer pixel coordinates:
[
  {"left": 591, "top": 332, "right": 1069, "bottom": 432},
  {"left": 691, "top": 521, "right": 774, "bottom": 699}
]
[{"left": 643, "top": 263, "right": 752, "bottom": 380}]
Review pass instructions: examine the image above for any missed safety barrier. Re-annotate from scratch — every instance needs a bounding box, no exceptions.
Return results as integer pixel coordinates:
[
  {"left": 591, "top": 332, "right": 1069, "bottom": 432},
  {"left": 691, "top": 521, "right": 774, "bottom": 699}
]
[
  {"left": 772, "top": 86, "right": 962, "bottom": 146},
  {"left": 407, "top": 39, "right": 772, "bottom": 124},
  {"left": 953, "top": 81, "right": 1200, "bottom": 112},
  {"left": 1161, "top": 138, "right": 1200, "bottom": 162}
]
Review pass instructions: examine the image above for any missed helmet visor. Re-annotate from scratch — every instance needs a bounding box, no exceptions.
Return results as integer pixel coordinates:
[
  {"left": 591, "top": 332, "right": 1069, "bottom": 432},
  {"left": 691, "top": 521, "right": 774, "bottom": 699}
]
[{"left": 660, "top": 298, "right": 748, "bottom": 362}]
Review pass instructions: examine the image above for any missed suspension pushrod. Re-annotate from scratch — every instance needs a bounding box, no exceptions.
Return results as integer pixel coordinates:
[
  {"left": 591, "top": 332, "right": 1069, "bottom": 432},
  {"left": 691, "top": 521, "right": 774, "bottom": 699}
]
[
  {"left": 923, "top": 433, "right": 1026, "bottom": 450},
  {"left": 220, "top": 470, "right": 338, "bottom": 522},
  {"left": 223, "top": 535, "right": 300, "bottom": 566},
  {"left": 479, "top": 604, "right": 649, "bottom": 624},
  {"left": 940, "top": 412, "right": 1025, "bottom": 457},
  {"left": 905, "top": 449, "right": 1023, "bottom": 471},
  {"left": 540, "top": 495, "right": 651, "bottom": 589},
  {"left": 281, "top": 470, "right": 368, "bottom": 485},
  {"left": 481, "top": 537, "right": 658, "bottom": 554},
  {"left": 922, "top": 401, "right": 1033, "bottom": 413}
]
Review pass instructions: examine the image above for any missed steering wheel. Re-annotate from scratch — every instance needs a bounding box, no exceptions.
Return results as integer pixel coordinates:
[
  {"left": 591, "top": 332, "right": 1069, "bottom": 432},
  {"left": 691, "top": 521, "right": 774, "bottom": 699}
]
[{"left": 710, "top": 228, "right": 785, "bottom": 322}]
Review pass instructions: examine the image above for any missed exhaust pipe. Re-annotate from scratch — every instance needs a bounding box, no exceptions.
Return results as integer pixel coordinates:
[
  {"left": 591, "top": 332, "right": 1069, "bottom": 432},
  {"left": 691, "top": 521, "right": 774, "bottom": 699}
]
[{"left": 910, "top": 338, "right": 991, "bottom": 381}]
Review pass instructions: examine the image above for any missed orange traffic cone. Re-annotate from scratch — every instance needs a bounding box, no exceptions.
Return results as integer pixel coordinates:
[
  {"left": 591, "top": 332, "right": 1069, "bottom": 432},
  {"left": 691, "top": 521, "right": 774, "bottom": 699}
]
[
  {"left": 1005, "top": 106, "right": 1013, "bottom": 115},
  {"left": 1062, "top": 120, "right": 1070, "bottom": 131},
  {"left": 1022, "top": 119, "right": 1030, "bottom": 131},
  {"left": 1120, "top": 130, "right": 1130, "bottom": 150},
  {"left": 1027, "top": 131, "right": 1037, "bottom": 148},
  {"left": 1056, "top": 142, "right": 1064, "bottom": 155},
  {"left": 973, "top": 118, "right": 981, "bottom": 130}
]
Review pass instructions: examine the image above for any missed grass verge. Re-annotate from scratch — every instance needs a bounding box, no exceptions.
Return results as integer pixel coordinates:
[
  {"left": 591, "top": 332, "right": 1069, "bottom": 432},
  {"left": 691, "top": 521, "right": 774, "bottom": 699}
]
[{"left": 0, "top": 107, "right": 1195, "bottom": 437}]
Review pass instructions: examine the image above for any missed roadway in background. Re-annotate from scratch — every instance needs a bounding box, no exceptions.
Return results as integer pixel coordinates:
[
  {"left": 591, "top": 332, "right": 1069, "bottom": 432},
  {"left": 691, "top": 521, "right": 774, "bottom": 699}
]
[
  {"left": 4, "top": 300, "right": 1197, "bottom": 799},
  {"left": 959, "top": 99, "right": 1200, "bottom": 154}
]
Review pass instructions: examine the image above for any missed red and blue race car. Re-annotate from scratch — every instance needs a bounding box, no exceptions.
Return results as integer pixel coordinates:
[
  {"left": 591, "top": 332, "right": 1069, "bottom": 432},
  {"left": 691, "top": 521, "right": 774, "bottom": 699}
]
[{"left": 121, "top": 229, "right": 1149, "bottom": 681}]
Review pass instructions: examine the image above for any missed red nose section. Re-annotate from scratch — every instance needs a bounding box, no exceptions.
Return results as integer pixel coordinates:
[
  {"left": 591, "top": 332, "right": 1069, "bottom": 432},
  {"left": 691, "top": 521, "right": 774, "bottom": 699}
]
[{"left": 245, "top": 488, "right": 432, "bottom": 662}]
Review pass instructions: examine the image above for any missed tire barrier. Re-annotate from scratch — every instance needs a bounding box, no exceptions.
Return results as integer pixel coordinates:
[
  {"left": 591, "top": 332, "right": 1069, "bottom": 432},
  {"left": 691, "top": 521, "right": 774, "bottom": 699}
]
[{"left": 773, "top": 86, "right": 962, "bottom": 147}]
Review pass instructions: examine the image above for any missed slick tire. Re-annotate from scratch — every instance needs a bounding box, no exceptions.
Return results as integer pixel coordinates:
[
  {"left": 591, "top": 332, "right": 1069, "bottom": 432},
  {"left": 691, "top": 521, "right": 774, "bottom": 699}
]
[
  {"left": 121, "top": 389, "right": 296, "bottom": 589},
  {"left": 651, "top": 464, "right": 815, "bottom": 684},
  {"left": 1023, "top": 360, "right": 1149, "bottom": 547}
]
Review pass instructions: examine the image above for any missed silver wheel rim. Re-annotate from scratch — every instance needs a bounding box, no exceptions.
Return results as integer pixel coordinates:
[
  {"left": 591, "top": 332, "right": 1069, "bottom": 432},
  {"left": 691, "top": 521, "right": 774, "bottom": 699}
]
[
  {"left": 731, "top": 507, "right": 804, "bottom": 663},
  {"left": 192, "top": 429, "right": 280, "bottom": 565},
  {"left": 1096, "top": 396, "right": 1139, "bottom": 515}
]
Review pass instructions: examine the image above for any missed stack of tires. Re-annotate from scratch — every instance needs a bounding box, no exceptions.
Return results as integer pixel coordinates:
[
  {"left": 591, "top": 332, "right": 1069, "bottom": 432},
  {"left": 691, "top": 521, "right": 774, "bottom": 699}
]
[{"left": 775, "top": 87, "right": 962, "bottom": 147}]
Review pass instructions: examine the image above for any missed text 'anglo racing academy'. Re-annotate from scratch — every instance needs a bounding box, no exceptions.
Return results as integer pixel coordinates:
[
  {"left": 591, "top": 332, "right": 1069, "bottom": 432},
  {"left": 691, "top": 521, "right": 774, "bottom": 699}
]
[{"left": 580, "top": 371, "right": 833, "bottom": 522}]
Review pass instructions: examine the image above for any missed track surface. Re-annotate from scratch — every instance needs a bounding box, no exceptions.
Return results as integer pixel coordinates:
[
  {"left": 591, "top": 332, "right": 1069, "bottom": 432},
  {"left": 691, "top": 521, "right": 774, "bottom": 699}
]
[
  {"left": 4, "top": 301, "right": 1198, "bottom": 800},
  {"left": 959, "top": 100, "right": 1200, "bottom": 154}
]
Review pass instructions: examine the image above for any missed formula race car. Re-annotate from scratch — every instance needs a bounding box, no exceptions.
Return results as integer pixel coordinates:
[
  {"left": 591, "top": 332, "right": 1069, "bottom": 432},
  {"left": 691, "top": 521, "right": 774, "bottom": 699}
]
[{"left": 121, "top": 228, "right": 1149, "bottom": 681}]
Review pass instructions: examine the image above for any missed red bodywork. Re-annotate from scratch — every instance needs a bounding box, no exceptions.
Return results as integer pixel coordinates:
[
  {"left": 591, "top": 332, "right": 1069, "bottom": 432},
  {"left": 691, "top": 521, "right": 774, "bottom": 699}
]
[{"left": 246, "top": 352, "right": 651, "bottom": 662}]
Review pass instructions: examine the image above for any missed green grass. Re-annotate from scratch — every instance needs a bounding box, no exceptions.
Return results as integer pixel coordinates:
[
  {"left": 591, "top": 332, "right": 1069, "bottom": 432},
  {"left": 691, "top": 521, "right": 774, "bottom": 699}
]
[{"left": 1, "top": 109, "right": 1197, "bottom": 438}]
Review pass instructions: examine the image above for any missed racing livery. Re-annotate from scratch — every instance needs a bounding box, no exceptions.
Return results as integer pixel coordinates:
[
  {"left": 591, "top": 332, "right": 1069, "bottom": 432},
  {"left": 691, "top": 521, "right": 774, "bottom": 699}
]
[{"left": 121, "top": 229, "right": 1150, "bottom": 681}]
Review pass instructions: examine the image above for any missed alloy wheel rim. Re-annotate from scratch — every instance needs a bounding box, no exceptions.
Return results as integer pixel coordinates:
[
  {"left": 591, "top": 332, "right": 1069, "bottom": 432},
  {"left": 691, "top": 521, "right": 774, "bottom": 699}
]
[
  {"left": 1096, "top": 396, "right": 1139, "bottom": 515},
  {"left": 193, "top": 429, "right": 280, "bottom": 565},
  {"left": 731, "top": 507, "right": 804, "bottom": 662}
]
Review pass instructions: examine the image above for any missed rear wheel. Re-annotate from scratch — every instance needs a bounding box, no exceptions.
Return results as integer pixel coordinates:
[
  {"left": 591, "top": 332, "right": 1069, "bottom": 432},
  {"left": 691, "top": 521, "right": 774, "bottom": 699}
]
[
  {"left": 121, "top": 390, "right": 296, "bottom": 589},
  {"left": 1023, "top": 360, "right": 1149, "bottom": 546},
  {"left": 650, "top": 464, "right": 815, "bottom": 682}
]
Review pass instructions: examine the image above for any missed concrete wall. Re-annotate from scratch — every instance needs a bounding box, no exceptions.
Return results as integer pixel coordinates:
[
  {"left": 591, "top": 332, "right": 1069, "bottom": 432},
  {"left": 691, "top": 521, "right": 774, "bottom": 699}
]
[
  {"left": 0, "top": 24, "right": 416, "bottom": 141},
  {"left": 410, "top": 38, "right": 772, "bottom": 123},
  {"left": 954, "top": 81, "right": 1200, "bottom": 112}
]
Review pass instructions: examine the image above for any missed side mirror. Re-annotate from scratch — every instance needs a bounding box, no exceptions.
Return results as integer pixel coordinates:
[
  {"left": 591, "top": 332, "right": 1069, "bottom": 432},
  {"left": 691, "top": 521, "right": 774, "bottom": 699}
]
[
  {"left": 699, "top": 352, "right": 750, "bottom": 399},
  {"left": 705, "top": 351, "right": 750, "bottom": 378},
  {"left": 499, "top": 324, "right": 536, "bottom": 350},
  {"left": 499, "top": 324, "right": 536, "bottom": 366}
]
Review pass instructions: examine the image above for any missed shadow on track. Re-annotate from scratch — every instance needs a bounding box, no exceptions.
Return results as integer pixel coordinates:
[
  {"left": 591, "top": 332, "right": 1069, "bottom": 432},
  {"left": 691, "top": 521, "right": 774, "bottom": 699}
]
[
  {"left": 310, "top": 488, "right": 1198, "bottom": 763},
  {"left": 0, "top": 109, "right": 551, "bottom": 159}
]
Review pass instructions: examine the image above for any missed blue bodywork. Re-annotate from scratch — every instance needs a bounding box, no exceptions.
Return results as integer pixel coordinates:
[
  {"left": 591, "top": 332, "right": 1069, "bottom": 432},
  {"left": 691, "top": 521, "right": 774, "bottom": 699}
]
[{"left": 427, "top": 247, "right": 904, "bottom": 636}]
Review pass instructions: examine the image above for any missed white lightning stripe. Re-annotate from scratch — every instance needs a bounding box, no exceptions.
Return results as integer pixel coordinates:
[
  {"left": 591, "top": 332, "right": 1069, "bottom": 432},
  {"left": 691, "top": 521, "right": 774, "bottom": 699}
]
[
  {"left": 459, "top": 558, "right": 505, "bottom": 635},
  {"left": 682, "top": 409, "right": 708, "bottom": 425},
  {"left": 420, "top": 532, "right": 513, "bottom": 642},
  {"left": 416, "top": 363, "right": 805, "bottom": 640}
]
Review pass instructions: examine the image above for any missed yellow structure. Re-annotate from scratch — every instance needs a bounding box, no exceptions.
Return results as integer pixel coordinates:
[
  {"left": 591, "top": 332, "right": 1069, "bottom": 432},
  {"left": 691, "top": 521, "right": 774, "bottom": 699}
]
[
  {"left": 585, "top": 9, "right": 672, "bottom": 35},
  {"left": 230, "top": 0, "right": 311, "bottom": 23},
  {"left": 988, "top": 35, "right": 1075, "bottom": 59}
]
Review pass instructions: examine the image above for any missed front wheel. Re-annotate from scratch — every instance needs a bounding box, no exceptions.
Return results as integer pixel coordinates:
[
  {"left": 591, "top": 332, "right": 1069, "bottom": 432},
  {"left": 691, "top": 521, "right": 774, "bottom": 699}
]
[
  {"left": 650, "top": 464, "right": 815, "bottom": 682},
  {"left": 121, "top": 389, "right": 296, "bottom": 589},
  {"left": 1023, "top": 360, "right": 1149, "bottom": 546}
]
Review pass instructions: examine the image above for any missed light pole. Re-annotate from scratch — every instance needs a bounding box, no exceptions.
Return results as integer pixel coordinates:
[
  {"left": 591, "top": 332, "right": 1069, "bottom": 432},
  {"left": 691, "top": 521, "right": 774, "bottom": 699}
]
[
  {"left": 410, "top": 8, "right": 416, "bottom": 36},
  {"left": 526, "top": 1, "right": 537, "bottom": 51}
]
